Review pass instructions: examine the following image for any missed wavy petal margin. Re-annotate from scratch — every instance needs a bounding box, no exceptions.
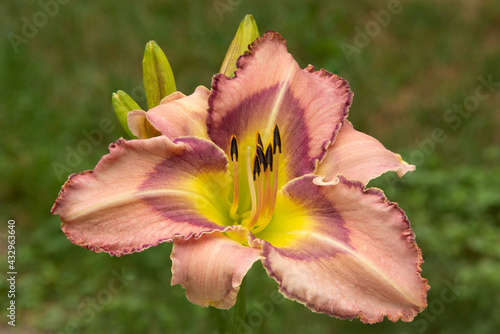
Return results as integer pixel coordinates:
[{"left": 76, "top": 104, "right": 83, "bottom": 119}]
[
  {"left": 147, "top": 86, "right": 210, "bottom": 140},
  {"left": 171, "top": 231, "right": 260, "bottom": 309},
  {"left": 317, "top": 121, "right": 415, "bottom": 185},
  {"left": 253, "top": 175, "right": 428, "bottom": 323},
  {"left": 207, "top": 31, "right": 352, "bottom": 187},
  {"left": 51, "top": 136, "right": 235, "bottom": 256}
]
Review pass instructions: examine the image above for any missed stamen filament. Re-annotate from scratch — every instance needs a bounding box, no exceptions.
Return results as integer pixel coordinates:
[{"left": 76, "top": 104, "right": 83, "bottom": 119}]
[
  {"left": 239, "top": 125, "right": 281, "bottom": 233},
  {"left": 245, "top": 147, "right": 257, "bottom": 224},
  {"left": 248, "top": 154, "right": 263, "bottom": 227},
  {"left": 268, "top": 149, "right": 279, "bottom": 218},
  {"left": 259, "top": 168, "right": 270, "bottom": 221},
  {"left": 229, "top": 160, "right": 239, "bottom": 218},
  {"left": 252, "top": 174, "right": 263, "bottom": 227},
  {"left": 253, "top": 150, "right": 279, "bottom": 234},
  {"left": 261, "top": 144, "right": 273, "bottom": 221},
  {"left": 257, "top": 126, "right": 281, "bottom": 231},
  {"left": 268, "top": 125, "right": 281, "bottom": 219}
]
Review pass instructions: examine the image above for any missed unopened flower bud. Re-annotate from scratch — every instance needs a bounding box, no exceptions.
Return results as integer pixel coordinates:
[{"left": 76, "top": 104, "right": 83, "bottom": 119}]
[
  {"left": 142, "top": 40, "right": 177, "bottom": 109},
  {"left": 219, "top": 14, "right": 260, "bottom": 77},
  {"left": 111, "top": 90, "right": 140, "bottom": 138}
]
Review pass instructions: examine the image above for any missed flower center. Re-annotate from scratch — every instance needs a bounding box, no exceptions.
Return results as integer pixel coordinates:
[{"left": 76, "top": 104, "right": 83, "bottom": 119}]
[{"left": 229, "top": 125, "right": 281, "bottom": 234}]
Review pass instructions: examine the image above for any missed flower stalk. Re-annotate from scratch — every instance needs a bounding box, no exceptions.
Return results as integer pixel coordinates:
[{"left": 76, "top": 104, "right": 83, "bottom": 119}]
[
  {"left": 211, "top": 278, "right": 247, "bottom": 334},
  {"left": 232, "top": 277, "right": 247, "bottom": 334}
]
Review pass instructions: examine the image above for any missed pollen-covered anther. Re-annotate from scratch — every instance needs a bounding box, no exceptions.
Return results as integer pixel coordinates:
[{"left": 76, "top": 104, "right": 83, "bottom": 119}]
[
  {"left": 256, "top": 132, "right": 264, "bottom": 149},
  {"left": 273, "top": 124, "right": 282, "bottom": 154},
  {"left": 252, "top": 154, "right": 261, "bottom": 181},
  {"left": 230, "top": 135, "right": 238, "bottom": 162},
  {"left": 229, "top": 135, "right": 239, "bottom": 218},
  {"left": 265, "top": 144, "right": 273, "bottom": 172},
  {"left": 256, "top": 145, "right": 267, "bottom": 172}
]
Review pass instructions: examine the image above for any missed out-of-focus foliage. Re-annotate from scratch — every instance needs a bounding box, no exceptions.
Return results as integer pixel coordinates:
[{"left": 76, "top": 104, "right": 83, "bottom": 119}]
[{"left": 0, "top": 0, "right": 499, "bottom": 333}]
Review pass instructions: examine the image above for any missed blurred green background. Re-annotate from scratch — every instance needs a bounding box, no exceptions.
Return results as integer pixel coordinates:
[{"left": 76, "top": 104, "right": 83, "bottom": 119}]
[{"left": 1, "top": 0, "right": 499, "bottom": 333}]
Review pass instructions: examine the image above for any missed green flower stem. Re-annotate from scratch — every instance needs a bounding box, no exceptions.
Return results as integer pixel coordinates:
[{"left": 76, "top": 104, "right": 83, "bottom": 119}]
[
  {"left": 210, "top": 306, "right": 232, "bottom": 334},
  {"left": 210, "top": 277, "right": 247, "bottom": 334},
  {"left": 232, "top": 277, "right": 246, "bottom": 334}
]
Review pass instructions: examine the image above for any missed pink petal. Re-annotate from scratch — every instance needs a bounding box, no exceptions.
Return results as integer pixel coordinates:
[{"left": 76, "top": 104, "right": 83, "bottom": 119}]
[
  {"left": 253, "top": 175, "right": 428, "bottom": 323},
  {"left": 207, "top": 31, "right": 352, "bottom": 185},
  {"left": 127, "top": 109, "right": 161, "bottom": 139},
  {"left": 317, "top": 121, "right": 415, "bottom": 184},
  {"left": 160, "top": 91, "right": 186, "bottom": 104},
  {"left": 146, "top": 86, "right": 210, "bottom": 139},
  {"left": 51, "top": 136, "right": 235, "bottom": 256},
  {"left": 171, "top": 231, "right": 260, "bottom": 309}
]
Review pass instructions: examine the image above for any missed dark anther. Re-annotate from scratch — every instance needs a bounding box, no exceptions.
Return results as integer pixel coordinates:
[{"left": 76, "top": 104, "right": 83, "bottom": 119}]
[
  {"left": 256, "top": 145, "right": 267, "bottom": 171},
  {"left": 273, "top": 125, "right": 282, "bottom": 154},
  {"left": 230, "top": 135, "right": 238, "bottom": 162},
  {"left": 256, "top": 132, "right": 264, "bottom": 148},
  {"left": 265, "top": 144, "right": 273, "bottom": 172},
  {"left": 252, "top": 154, "right": 261, "bottom": 180}
]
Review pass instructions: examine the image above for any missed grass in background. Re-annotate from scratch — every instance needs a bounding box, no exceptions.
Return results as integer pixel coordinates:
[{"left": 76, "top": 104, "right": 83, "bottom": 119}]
[{"left": 1, "top": 0, "right": 499, "bottom": 333}]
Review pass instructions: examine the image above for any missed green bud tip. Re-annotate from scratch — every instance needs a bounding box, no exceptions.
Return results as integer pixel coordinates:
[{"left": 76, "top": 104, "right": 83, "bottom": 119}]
[
  {"left": 111, "top": 90, "right": 140, "bottom": 139},
  {"left": 142, "top": 40, "right": 177, "bottom": 110},
  {"left": 219, "top": 14, "right": 260, "bottom": 78}
]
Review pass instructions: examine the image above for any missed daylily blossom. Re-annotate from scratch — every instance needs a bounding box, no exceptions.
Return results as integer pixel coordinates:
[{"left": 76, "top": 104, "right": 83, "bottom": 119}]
[{"left": 51, "top": 31, "right": 428, "bottom": 323}]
